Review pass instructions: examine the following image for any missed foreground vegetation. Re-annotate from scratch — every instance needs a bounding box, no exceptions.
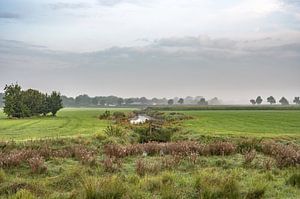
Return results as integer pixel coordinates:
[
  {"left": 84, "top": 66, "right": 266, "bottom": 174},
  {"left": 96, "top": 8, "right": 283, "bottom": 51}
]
[{"left": 0, "top": 108, "right": 299, "bottom": 198}]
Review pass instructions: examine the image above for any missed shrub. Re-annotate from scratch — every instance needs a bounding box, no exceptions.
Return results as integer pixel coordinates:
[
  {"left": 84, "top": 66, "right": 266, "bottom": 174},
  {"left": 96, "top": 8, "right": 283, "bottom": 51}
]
[
  {"left": 262, "top": 141, "right": 299, "bottom": 168},
  {"left": 103, "top": 141, "right": 238, "bottom": 159},
  {"left": 112, "top": 111, "right": 126, "bottom": 120},
  {"left": 99, "top": 110, "right": 111, "bottom": 119},
  {"left": 94, "top": 133, "right": 107, "bottom": 142},
  {"left": 102, "top": 157, "right": 122, "bottom": 173},
  {"left": 209, "top": 141, "right": 236, "bottom": 156},
  {"left": 28, "top": 156, "right": 47, "bottom": 174},
  {"left": 104, "top": 125, "right": 127, "bottom": 137},
  {"left": 263, "top": 158, "right": 274, "bottom": 170},
  {"left": 134, "top": 126, "right": 174, "bottom": 143},
  {"left": 135, "top": 159, "right": 161, "bottom": 176},
  {"left": 286, "top": 173, "right": 300, "bottom": 188},
  {"left": 243, "top": 150, "right": 256, "bottom": 165},
  {"left": 237, "top": 138, "right": 262, "bottom": 153},
  {"left": 73, "top": 146, "right": 96, "bottom": 166}
]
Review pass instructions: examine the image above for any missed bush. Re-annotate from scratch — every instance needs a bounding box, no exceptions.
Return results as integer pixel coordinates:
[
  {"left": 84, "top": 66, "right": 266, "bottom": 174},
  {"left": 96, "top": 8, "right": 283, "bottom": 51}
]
[
  {"left": 134, "top": 126, "right": 174, "bottom": 143},
  {"left": 286, "top": 173, "right": 300, "bottom": 188},
  {"left": 135, "top": 159, "right": 161, "bottom": 176},
  {"left": 102, "top": 157, "right": 122, "bottom": 173},
  {"left": 243, "top": 150, "right": 256, "bottom": 165},
  {"left": 237, "top": 138, "right": 262, "bottom": 153},
  {"left": 99, "top": 110, "right": 111, "bottom": 119},
  {"left": 112, "top": 111, "right": 126, "bottom": 120},
  {"left": 104, "top": 125, "right": 127, "bottom": 137},
  {"left": 28, "top": 156, "right": 47, "bottom": 174},
  {"left": 262, "top": 141, "right": 299, "bottom": 168},
  {"left": 209, "top": 141, "right": 236, "bottom": 156}
]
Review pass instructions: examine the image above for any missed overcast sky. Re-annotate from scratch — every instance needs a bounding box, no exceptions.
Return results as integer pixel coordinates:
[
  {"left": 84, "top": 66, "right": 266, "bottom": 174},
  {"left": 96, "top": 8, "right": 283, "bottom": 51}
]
[{"left": 0, "top": 0, "right": 299, "bottom": 104}]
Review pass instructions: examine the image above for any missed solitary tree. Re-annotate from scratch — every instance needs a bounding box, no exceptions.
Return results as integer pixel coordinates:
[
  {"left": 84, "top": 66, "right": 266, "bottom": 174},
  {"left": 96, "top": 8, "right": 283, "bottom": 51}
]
[
  {"left": 293, "top": 97, "right": 300, "bottom": 105},
  {"left": 47, "top": 91, "right": 63, "bottom": 116},
  {"left": 250, "top": 99, "right": 256, "bottom": 105},
  {"left": 167, "top": 99, "right": 174, "bottom": 105},
  {"left": 256, "top": 96, "right": 263, "bottom": 105},
  {"left": 279, "top": 97, "right": 289, "bottom": 105},
  {"left": 3, "top": 83, "right": 29, "bottom": 118},
  {"left": 178, "top": 98, "right": 184, "bottom": 105},
  {"left": 267, "top": 96, "right": 276, "bottom": 105}
]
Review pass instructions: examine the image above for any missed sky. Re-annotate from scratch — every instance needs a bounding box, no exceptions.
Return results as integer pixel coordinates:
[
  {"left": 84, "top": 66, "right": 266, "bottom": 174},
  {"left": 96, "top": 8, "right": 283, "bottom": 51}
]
[{"left": 0, "top": 0, "right": 300, "bottom": 104}]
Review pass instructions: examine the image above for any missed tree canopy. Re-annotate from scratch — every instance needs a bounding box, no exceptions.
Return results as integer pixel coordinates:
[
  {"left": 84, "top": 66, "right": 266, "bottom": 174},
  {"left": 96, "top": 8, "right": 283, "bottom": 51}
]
[
  {"left": 267, "top": 96, "right": 276, "bottom": 105},
  {"left": 279, "top": 97, "right": 289, "bottom": 105},
  {"left": 293, "top": 97, "right": 300, "bottom": 105},
  {"left": 3, "top": 83, "right": 63, "bottom": 118},
  {"left": 256, "top": 96, "right": 263, "bottom": 105}
]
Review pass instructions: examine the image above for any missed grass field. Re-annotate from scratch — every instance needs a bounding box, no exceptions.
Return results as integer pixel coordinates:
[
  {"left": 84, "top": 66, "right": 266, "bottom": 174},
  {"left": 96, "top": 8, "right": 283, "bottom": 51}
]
[
  {"left": 1, "top": 108, "right": 299, "bottom": 141},
  {"left": 182, "top": 110, "right": 300, "bottom": 139},
  {"left": 0, "top": 108, "right": 133, "bottom": 141}
]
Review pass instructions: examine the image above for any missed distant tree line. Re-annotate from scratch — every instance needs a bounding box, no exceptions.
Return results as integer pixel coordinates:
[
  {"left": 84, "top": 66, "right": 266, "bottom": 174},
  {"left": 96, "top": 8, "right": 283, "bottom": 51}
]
[
  {"left": 250, "top": 96, "right": 300, "bottom": 105},
  {"left": 59, "top": 95, "right": 222, "bottom": 107},
  {"left": 2, "top": 83, "right": 63, "bottom": 118}
]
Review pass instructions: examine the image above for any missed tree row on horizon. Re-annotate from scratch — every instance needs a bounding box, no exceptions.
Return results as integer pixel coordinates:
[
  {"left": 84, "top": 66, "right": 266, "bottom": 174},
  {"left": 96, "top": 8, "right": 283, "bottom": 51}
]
[{"left": 250, "top": 96, "right": 300, "bottom": 105}]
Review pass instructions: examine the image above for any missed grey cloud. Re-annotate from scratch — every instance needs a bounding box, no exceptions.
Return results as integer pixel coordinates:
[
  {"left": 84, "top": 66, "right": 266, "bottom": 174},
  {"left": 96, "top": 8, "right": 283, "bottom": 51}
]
[
  {"left": 0, "top": 37, "right": 299, "bottom": 99},
  {"left": 0, "top": 12, "right": 20, "bottom": 19},
  {"left": 48, "top": 2, "right": 90, "bottom": 10}
]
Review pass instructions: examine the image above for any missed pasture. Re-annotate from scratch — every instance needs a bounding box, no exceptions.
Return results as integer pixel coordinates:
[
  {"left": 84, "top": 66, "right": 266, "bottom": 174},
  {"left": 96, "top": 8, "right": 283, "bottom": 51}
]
[
  {"left": 182, "top": 110, "right": 300, "bottom": 139},
  {"left": 0, "top": 108, "right": 132, "bottom": 141},
  {"left": 1, "top": 108, "right": 299, "bottom": 141}
]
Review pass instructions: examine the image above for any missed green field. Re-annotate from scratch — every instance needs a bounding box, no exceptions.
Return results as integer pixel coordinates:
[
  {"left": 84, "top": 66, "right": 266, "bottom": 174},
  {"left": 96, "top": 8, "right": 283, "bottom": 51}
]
[
  {"left": 0, "top": 108, "right": 132, "bottom": 141},
  {"left": 1, "top": 108, "right": 300, "bottom": 141},
  {"left": 182, "top": 110, "right": 300, "bottom": 138}
]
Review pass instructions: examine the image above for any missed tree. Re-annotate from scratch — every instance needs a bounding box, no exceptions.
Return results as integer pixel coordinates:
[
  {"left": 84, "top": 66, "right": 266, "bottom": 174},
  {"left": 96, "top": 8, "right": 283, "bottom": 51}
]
[
  {"left": 75, "top": 94, "right": 92, "bottom": 106},
  {"left": 250, "top": 99, "right": 256, "bottom": 105},
  {"left": 293, "top": 97, "right": 300, "bottom": 105},
  {"left": 178, "top": 98, "right": 184, "bottom": 105},
  {"left": 209, "top": 97, "right": 221, "bottom": 105},
  {"left": 256, "top": 96, "right": 263, "bottom": 105},
  {"left": 267, "top": 96, "right": 276, "bottom": 105},
  {"left": 117, "top": 98, "right": 124, "bottom": 106},
  {"left": 47, "top": 91, "right": 63, "bottom": 116},
  {"left": 279, "top": 97, "right": 289, "bottom": 105},
  {"left": 3, "top": 83, "right": 29, "bottom": 118},
  {"left": 167, "top": 99, "right": 174, "bottom": 105},
  {"left": 22, "top": 89, "right": 45, "bottom": 116},
  {"left": 198, "top": 98, "right": 208, "bottom": 106}
]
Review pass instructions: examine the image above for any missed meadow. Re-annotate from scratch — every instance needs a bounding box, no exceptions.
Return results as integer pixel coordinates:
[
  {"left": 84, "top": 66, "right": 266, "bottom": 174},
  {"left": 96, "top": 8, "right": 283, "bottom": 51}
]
[
  {"left": 0, "top": 108, "right": 133, "bottom": 141},
  {"left": 0, "top": 108, "right": 299, "bottom": 198},
  {"left": 1, "top": 108, "right": 299, "bottom": 141}
]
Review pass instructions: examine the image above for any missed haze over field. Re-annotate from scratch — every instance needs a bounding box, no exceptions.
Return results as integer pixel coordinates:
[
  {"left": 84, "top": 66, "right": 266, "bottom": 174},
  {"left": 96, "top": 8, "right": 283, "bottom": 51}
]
[{"left": 0, "top": 0, "right": 300, "bottom": 104}]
